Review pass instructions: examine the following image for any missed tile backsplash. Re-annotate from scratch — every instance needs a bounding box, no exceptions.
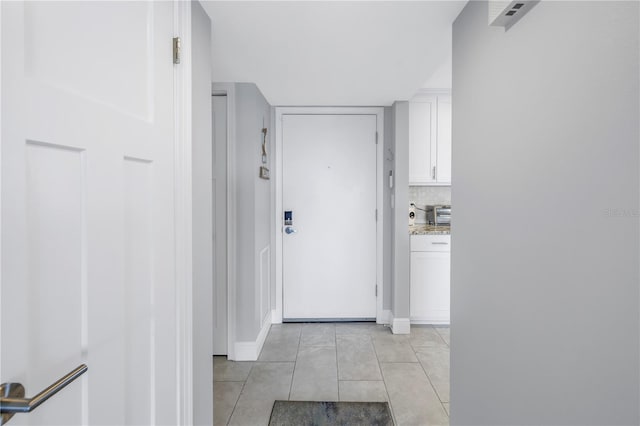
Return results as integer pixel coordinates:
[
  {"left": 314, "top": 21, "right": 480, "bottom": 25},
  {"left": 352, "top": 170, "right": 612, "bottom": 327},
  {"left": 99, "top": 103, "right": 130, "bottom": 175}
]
[{"left": 409, "top": 186, "right": 451, "bottom": 224}]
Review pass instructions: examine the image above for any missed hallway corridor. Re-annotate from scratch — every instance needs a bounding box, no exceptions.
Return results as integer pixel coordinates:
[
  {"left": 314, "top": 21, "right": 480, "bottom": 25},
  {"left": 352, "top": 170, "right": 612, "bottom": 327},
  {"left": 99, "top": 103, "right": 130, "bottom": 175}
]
[{"left": 214, "top": 323, "right": 450, "bottom": 425}]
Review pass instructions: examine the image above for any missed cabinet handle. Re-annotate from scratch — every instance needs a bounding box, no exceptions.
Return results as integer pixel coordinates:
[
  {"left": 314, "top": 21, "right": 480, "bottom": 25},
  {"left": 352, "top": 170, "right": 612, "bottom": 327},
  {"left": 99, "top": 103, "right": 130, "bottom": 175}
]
[
  {"left": 431, "top": 242, "right": 449, "bottom": 245},
  {"left": 432, "top": 166, "right": 436, "bottom": 179}
]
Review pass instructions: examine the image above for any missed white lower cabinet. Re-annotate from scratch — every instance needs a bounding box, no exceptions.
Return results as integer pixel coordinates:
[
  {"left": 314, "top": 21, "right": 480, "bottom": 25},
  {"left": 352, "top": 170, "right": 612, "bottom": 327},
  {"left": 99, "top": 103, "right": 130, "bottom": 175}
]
[{"left": 410, "top": 235, "right": 450, "bottom": 324}]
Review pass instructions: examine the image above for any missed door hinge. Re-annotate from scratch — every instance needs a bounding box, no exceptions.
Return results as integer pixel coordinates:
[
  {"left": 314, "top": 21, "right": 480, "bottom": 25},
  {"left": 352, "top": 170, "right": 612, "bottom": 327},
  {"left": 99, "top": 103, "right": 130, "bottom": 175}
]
[
  {"left": 375, "top": 285, "right": 378, "bottom": 297},
  {"left": 375, "top": 209, "right": 378, "bottom": 221},
  {"left": 375, "top": 132, "right": 379, "bottom": 144},
  {"left": 173, "top": 37, "right": 181, "bottom": 64}
]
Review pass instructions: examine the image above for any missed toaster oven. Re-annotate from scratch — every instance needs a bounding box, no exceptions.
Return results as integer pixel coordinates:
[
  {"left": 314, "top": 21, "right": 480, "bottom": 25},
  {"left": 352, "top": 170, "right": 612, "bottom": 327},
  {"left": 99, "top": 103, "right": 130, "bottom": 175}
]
[{"left": 426, "top": 205, "right": 451, "bottom": 225}]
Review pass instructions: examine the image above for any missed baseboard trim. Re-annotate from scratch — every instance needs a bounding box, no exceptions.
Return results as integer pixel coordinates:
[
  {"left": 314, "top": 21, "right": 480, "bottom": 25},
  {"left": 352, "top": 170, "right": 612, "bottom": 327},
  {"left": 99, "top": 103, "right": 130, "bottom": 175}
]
[
  {"left": 391, "top": 316, "right": 410, "bottom": 334},
  {"left": 378, "top": 309, "right": 392, "bottom": 325},
  {"left": 411, "top": 319, "right": 450, "bottom": 325},
  {"left": 233, "top": 314, "right": 272, "bottom": 361}
]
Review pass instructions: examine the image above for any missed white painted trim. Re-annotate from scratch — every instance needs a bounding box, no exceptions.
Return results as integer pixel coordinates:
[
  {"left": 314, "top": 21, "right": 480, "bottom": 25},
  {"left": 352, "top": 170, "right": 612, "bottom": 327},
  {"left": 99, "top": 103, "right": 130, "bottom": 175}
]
[
  {"left": 211, "top": 91, "right": 227, "bottom": 355},
  {"left": 391, "top": 316, "right": 411, "bottom": 335},
  {"left": 233, "top": 314, "right": 271, "bottom": 361},
  {"left": 375, "top": 110, "right": 385, "bottom": 324},
  {"left": 173, "top": 1, "right": 193, "bottom": 424},
  {"left": 408, "top": 182, "right": 452, "bottom": 187},
  {"left": 411, "top": 88, "right": 452, "bottom": 101},
  {"left": 274, "top": 112, "right": 284, "bottom": 322},
  {"left": 269, "top": 105, "right": 278, "bottom": 326},
  {"left": 411, "top": 319, "right": 450, "bottom": 325},
  {"left": 211, "top": 83, "right": 237, "bottom": 360},
  {"left": 378, "top": 309, "right": 392, "bottom": 325},
  {"left": 274, "top": 107, "right": 385, "bottom": 323}
]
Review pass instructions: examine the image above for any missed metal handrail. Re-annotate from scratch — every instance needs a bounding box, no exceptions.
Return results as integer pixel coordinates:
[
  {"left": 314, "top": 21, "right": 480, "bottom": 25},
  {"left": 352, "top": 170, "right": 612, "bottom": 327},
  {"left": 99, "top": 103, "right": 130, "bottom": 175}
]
[{"left": 1, "top": 364, "right": 87, "bottom": 414}]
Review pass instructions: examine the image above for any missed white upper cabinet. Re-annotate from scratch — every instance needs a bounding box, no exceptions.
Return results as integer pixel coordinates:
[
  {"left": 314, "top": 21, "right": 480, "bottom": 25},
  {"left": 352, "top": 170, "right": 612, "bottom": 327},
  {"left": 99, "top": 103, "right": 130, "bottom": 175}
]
[
  {"left": 409, "top": 91, "right": 452, "bottom": 185},
  {"left": 409, "top": 96, "right": 437, "bottom": 184},
  {"left": 436, "top": 95, "right": 452, "bottom": 183}
]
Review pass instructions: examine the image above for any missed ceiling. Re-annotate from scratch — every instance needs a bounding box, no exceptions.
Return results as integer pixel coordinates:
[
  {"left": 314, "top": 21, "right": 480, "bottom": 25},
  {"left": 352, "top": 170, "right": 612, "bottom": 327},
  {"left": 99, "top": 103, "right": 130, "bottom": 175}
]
[{"left": 200, "top": 1, "right": 467, "bottom": 106}]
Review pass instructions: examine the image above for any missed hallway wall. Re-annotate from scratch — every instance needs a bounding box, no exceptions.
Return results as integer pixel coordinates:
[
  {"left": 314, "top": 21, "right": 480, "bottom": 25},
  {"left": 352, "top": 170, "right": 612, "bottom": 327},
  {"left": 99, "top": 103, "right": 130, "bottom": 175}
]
[
  {"left": 234, "top": 83, "right": 273, "bottom": 342},
  {"left": 451, "top": 1, "right": 639, "bottom": 424}
]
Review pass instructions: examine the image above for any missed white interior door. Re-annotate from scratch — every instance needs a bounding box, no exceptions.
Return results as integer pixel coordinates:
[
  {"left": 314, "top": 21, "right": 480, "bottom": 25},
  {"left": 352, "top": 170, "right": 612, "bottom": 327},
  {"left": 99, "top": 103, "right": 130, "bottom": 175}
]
[
  {"left": 282, "top": 114, "right": 377, "bottom": 320},
  {"left": 212, "top": 95, "right": 228, "bottom": 354},
  {"left": 1, "top": 2, "right": 178, "bottom": 425}
]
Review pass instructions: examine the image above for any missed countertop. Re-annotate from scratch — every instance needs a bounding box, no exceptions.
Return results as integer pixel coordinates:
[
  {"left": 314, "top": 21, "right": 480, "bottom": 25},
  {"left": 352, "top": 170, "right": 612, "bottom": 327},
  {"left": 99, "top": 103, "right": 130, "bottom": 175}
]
[{"left": 409, "top": 224, "right": 451, "bottom": 235}]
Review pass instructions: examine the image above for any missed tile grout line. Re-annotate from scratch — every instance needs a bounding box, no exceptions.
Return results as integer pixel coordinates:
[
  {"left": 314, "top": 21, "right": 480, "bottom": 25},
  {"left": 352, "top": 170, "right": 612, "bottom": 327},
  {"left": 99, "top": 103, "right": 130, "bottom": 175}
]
[
  {"left": 371, "top": 327, "right": 398, "bottom": 426},
  {"left": 287, "top": 326, "right": 302, "bottom": 400},
  {"left": 224, "top": 358, "right": 253, "bottom": 426},
  {"left": 433, "top": 326, "right": 450, "bottom": 348},
  {"left": 415, "top": 348, "right": 448, "bottom": 406},
  {"left": 334, "top": 325, "right": 341, "bottom": 401},
  {"left": 413, "top": 335, "right": 450, "bottom": 417}
]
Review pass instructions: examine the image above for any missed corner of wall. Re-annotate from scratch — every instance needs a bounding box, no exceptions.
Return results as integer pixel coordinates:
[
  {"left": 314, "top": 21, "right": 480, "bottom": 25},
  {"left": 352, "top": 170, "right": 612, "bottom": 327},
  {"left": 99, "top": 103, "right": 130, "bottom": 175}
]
[
  {"left": 392, "top": 101, "right": 411, "bottom": 320},
  {"left": 388, "top": 311, "right": 410, "bottom": 334},
  {"left": 233, "top": 312, "right": 271, "bottom": 361},
  {"left": 378, "top": 309, "right": 392, "bottom": 325}
]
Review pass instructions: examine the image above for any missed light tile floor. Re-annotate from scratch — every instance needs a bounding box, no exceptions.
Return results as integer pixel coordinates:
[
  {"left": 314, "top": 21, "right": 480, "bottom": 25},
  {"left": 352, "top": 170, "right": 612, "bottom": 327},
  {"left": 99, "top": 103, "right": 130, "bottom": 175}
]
[{"left": 214, "top": 323, "right": 450, "bottom": 426}]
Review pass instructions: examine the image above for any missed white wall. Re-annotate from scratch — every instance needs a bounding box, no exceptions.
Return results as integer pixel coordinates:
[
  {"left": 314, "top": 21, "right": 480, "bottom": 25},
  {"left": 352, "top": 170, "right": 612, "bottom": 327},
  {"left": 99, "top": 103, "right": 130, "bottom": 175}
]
[
  {"left": 451, "top": 1, "right": 639, "bottom": 424},
  {"left": 191, "top": 2, "right": 213, "bottom": 424},
  {"left": 234, "top": 83, "right": 272, "bottom": 342}
]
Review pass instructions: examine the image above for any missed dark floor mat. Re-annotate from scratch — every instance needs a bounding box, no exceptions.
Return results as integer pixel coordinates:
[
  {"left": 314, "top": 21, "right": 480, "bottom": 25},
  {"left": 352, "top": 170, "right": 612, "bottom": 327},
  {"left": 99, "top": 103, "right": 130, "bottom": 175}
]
[{"left": 268, "top": 400, "right": 394, "bottom": 426}]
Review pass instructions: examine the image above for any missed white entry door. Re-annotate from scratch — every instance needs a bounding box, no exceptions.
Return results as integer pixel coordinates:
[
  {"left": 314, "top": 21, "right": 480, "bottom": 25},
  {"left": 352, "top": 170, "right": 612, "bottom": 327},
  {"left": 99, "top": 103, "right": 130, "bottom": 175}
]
[
  {"left": 282, "top": 114, "right": 377, "bottom": 320},
  {"left": 1, "top": 2, "right": 178, "bottom": 425}
]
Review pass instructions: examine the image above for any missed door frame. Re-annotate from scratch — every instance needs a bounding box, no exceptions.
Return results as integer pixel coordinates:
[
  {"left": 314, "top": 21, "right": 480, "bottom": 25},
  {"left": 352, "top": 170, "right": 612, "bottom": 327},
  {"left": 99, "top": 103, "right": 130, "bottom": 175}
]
[
  {"left": 273, "top": 107, "right": 385, "bottom": 324},
  {"left": 173, "top": 0, "right": 195, "bottom": 423},
  {"left": 211, "top": 92, "right": 228, "bottom": 356},
  {"left": 211, "top": 83, "right": 237, "bottom": 360}
]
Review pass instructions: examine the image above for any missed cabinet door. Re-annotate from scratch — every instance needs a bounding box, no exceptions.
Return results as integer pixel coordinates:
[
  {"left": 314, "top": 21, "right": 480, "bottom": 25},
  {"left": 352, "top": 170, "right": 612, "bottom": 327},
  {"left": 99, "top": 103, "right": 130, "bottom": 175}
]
[
  {"left": 436, "top": 95, "right": 452, "bottom": 184},
  {"left": 410, "top": 251, "right": 450, "bottom": 323},
  {"left": 409, "top": 98, "right": 437, "bottom": 184}
]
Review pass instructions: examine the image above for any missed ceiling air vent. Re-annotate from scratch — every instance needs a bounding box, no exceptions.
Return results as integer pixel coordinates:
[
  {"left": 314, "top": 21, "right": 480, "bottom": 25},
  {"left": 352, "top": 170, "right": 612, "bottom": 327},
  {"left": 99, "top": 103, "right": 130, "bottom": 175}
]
[{"left": 488, "top": 0, "right": 540, "bottom": 30}]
